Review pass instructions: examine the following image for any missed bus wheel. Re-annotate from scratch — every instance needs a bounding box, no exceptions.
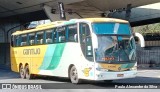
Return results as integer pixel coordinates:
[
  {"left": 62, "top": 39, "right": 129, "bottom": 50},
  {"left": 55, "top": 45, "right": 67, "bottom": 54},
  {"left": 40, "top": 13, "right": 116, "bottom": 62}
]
[
  {"left": 19, "top": 65, "right": 25, "bottom": 79},
  {"left": 69, "top": 66, "right": 81, "bottom": 84},
  {"left": 104, "top": 80, "right": 113, "bottom": 83},
  {"left": 25, "top": 65, "right": 33, "bottom": 79}
]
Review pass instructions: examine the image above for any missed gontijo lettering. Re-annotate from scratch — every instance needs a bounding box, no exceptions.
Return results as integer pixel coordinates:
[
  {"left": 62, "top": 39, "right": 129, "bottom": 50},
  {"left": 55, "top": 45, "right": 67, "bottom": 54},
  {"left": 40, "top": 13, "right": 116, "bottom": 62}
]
[{"left": 23, "top": 48, "right": 40, "bottom": 55}]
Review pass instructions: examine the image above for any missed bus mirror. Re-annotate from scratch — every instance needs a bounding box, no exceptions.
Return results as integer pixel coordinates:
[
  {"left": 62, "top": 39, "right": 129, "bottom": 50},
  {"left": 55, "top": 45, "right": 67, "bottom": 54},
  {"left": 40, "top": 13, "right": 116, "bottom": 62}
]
[
  {"left": 74, "top": 34, "right": 78, "bottom": 42},
  {"left": 134, "top": 32, "right": 145, "bottom": 47}
]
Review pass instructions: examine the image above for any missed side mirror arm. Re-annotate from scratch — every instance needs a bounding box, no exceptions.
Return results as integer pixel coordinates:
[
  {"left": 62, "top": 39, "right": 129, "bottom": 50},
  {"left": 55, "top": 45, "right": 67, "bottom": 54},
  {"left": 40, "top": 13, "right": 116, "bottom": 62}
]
[{"left": 134, "top": 32, "right": 145, "bottom": 47}]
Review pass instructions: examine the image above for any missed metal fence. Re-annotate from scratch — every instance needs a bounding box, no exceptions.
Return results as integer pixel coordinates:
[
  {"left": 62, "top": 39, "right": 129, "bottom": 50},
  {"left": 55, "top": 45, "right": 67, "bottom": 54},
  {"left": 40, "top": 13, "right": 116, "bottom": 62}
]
[{"left": 136, "top": 46, "right": 160, "bottom": 67}]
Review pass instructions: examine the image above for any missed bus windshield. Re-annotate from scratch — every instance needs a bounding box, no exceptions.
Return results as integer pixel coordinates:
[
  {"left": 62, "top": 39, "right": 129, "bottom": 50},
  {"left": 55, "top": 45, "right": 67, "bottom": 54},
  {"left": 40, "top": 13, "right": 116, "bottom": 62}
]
[{"left": 92, "top": 23, "right": 136, "bottom": 63}]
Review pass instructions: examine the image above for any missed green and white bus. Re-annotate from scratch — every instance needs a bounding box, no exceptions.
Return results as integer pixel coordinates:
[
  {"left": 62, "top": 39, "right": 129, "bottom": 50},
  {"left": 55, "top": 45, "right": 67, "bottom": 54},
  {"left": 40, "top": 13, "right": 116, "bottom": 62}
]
[{"left": 11, "top": 18, "right": 143, "bottom": 84}]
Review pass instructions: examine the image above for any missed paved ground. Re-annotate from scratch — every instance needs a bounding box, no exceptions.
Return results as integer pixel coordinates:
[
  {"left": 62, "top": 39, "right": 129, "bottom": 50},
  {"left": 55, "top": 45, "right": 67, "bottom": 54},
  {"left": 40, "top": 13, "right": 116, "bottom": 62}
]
[
  {"left": 0, "top": 69, "right": 160, "bottom": 92},
  {"left": 0, "top": 69, "right": 160, "bottom": 83}
]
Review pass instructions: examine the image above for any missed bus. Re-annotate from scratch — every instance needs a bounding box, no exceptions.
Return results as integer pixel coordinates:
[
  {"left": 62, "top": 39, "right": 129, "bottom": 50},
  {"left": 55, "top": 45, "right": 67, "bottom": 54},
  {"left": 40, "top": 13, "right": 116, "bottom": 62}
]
[{"left": 11, "top": 18, "right": 139, "bottom": 84}]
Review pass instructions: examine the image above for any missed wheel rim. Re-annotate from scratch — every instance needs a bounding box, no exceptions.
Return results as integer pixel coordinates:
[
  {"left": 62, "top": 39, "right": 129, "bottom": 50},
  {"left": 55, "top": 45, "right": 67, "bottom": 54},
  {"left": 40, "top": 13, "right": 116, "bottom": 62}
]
[
  {"left": 26, "top": 68, "right": 30, "bottom": 78},
  {"left": 20, "top": 67, "right": 24, "bottom": 78},
  {"left": 70, "top": 67, "right": 78, "bottom": 83}
]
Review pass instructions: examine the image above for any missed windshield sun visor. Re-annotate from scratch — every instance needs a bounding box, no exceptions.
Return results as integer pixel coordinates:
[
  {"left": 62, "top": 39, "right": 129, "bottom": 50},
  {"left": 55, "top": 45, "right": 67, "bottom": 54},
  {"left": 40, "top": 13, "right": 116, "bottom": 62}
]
[{"left": 92, "top": 23, "right": 131, "bottom": 35}]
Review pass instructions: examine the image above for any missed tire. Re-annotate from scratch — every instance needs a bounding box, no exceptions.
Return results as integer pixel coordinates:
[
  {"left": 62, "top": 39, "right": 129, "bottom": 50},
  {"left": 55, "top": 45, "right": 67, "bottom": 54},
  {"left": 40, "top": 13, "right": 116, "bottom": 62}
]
[
  {"left": 69, "top": 66, "right": 81, "bottom": 84},
  {"left": 25, "top": 65, "right": 33, "bottom": 79},
  {"left": 19, "top": 65, "right": 25, "bottom": 79}
]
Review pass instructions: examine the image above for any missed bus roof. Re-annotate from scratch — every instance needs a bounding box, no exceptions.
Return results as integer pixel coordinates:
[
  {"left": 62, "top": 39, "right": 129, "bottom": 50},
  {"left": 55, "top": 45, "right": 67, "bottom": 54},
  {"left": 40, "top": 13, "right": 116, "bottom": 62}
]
[
  {"left": 12, "top": 21, "right": 66, "bottom": 35},
  {"left": 84, "top": 18, "right": 129, "bottom": 23},
  {"left": 12, "top": 18, "right": 129, "bottom": 36}
]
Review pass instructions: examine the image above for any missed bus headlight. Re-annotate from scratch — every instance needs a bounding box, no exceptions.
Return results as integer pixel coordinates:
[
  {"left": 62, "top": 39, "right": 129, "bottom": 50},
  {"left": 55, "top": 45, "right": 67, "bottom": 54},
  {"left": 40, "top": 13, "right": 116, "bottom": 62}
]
[
  {"left": 96, "top": 68, "right": 108, "bottom": 72},
  {"left": 130, "top": 66, "right": 137, "bottom": 71}
]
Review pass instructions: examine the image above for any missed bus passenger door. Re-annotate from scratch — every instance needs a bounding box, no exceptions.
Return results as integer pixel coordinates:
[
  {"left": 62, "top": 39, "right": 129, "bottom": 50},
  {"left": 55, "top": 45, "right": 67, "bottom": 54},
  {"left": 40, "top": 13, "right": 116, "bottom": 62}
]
[
  {"left": 79, "top": 23, "right": 93, "bottom": 60},
  {"left": 79, "top": 23, "right": 94, "bottom": 79}
]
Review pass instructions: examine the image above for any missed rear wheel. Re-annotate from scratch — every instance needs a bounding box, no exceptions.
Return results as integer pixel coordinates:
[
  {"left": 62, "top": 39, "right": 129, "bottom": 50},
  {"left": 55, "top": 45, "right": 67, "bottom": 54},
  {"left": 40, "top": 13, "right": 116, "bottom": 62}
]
[
  {"left": 25, "top": 65, "right": 33, "bottom": 79},
  {"left": 19, "top": 65, "right": 25, "bottom": 79},
  {"left": 69, "top": 66, "right": 81, "bottom": 84}
]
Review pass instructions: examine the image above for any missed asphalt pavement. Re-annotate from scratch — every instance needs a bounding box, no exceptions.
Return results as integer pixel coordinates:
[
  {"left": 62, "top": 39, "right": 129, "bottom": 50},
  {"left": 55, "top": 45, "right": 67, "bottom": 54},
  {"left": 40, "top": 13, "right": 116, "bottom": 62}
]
[{"left": 0, "top": 68, "right": 160, "bottom": 92}]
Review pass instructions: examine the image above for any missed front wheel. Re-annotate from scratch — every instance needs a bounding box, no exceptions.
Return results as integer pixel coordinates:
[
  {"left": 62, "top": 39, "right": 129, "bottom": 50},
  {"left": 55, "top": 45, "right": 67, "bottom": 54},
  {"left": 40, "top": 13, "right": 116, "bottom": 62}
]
[{"left": 69, "top": 66, "right": 81, "bottom": 84}]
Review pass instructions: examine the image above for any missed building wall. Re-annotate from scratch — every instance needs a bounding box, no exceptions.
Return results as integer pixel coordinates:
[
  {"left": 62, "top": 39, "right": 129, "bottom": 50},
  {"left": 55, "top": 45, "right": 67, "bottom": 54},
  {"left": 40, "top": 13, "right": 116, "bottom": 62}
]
[
  {"left": 0, "top": 18, "right": 25, "bottom": 43},
  {"left": 0, "top": 18, "right": 25, "bottom": 69},
  {"left": 0, "top": 43, "right": 10, "bottom": 69}
]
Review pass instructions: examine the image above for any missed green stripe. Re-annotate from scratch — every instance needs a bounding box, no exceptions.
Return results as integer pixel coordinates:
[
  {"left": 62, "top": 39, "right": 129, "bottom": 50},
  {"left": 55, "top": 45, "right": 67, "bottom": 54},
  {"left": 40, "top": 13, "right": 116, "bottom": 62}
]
[
  {"left": 39, "top": 43, "right": 66, "bottom": 70},
  {"left": 120, "top": 64, "right": 128, "bottom": 68},
  {"left": 39, "top": 45, "right": 56, "bottom": 70},
  {"left": 46, "top": 43, "right": 66, "bottom": 70},
  {"left": 120, "top": 63, "right": 135, "bottom": 68},
  {"left": 126, "top": 63, "right": 135, "bottom": 68}
]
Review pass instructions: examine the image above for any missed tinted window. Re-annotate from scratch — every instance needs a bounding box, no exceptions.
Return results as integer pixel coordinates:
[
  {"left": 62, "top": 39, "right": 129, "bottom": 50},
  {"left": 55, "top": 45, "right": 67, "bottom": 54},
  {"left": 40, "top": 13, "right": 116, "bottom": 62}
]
[
  {"left": 16, "top": 36, "right": 21, "bottom": 46},
  {"left": 29, "top": 33, "right": 35, "bottom": 45},
  {"left": 92, "top": 23, "right": 131, "bottom": 35},
  {"left": 46, "top": 30, "right": 53, "bottom": 44},
  {"left": 21, "top": 34, "right": 27, "bottom": 46},
  {"left": 79, "top": 23, "right": 93, "bottom": 61},
  {"left": 57, "top": 27, "right": 66, "bottom": 43},
  {"left": 36, "top": 31, "right": 44, "bottom": 44},
  {"left": 67, "top": 24, "right": 78, "bottom": 42}
]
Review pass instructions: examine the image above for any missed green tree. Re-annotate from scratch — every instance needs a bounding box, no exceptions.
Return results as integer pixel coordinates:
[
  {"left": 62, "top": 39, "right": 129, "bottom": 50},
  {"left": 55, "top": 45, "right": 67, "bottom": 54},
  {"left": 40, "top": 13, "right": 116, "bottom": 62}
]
[{"left": 133, "top": 23, "right": 160, "bottom": 35}]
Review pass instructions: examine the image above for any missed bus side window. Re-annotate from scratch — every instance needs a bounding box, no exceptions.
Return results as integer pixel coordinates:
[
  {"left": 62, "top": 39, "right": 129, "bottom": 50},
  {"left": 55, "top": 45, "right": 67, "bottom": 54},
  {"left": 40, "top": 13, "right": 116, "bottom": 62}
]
[
  {"left": 54, "top": 31, "right": 57, "bottom": 43},
  {"left": 46, "top": 30, "right": 53, "bottom": 44},
  {"left": 57, "top": 27, "right": 66, "bottom": 43},
  {"left": 36, "top": 31, "right": 44, "bottom": 45},
  {"left": 21, "top": 34, "right": 27, "bottom": 46},
  {"left": 28, "top": 33, "right": 35, "bottom": 45},
  {"left": 67, "top": 24, "right": 78, "bottom": 42},
  {"left": 16, "top": 35, "right": 21, "bottom": 46}
]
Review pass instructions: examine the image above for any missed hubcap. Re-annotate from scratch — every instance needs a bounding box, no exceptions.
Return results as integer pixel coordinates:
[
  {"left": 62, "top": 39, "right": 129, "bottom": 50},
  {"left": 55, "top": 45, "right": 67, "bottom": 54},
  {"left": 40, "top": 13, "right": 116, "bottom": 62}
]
[
  {"left": 20, "top": 68, "right": 24, "bottom": 78},
  {"left": 71, "top": 67, "right": 78, "bottom": 83},
  {"left": 26, "top": 68, "right": 29, "bottom": 78},
  {"left": 72, "top": 69, "right": 77, "bottom": 80}
]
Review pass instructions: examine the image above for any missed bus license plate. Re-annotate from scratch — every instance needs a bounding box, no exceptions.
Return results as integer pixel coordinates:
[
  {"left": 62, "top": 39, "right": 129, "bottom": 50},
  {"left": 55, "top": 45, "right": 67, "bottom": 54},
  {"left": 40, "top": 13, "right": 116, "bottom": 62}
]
[{"left": 117, "top": 74, "right": 124, "bottom": 77}]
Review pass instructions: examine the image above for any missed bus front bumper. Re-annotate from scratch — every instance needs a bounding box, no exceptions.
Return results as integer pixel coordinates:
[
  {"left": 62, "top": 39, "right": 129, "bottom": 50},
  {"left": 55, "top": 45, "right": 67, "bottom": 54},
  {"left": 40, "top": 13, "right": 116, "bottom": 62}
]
[{"left": 94, "top": 70, "right": 137, "bottom": 80}]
